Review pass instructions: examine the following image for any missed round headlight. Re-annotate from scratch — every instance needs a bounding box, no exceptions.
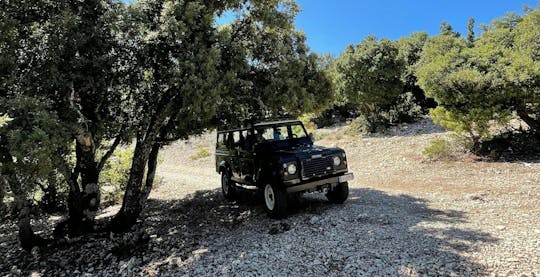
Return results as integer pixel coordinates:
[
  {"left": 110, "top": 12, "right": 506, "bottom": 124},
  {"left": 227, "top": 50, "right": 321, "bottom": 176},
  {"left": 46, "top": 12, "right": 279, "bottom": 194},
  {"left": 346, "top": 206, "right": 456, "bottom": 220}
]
[
  {"left": 333, "top": 156, "right": 341, "bottom": 166},
  {"left": 287, "top": 163, "right": 297, "bottom": 175}
]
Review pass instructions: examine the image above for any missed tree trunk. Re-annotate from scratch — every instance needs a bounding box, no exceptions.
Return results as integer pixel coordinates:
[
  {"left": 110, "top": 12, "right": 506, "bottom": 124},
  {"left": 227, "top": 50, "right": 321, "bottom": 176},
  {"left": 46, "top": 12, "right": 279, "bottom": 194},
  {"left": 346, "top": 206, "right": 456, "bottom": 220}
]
[
  {"left": 97, "top": 132, "right": 123, "bottom": 173},
  {"left": 63, "top": 131, "right": 100, "bottom": 236},
  {"left": 516, "top": 101, "right": 540, "bottom": 132},
  {"left": 142, "top": 144, "right": 160, "bottom": 200},
  {"left": 1, "top": 148, "right": 46, "bottom": 251},
  {"left": 109, "top": 138, "right": 152, "bottom": 232},
  {"left": 0, "top": 176, "right": 6, "bottom": 217}
]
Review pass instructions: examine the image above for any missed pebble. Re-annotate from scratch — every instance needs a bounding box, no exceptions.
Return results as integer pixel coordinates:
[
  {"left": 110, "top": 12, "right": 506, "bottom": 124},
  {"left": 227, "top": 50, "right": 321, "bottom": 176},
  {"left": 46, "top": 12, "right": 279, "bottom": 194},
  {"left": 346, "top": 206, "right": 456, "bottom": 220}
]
[{"left": 1, "top": 118, "right": 539, "bottom": 276}]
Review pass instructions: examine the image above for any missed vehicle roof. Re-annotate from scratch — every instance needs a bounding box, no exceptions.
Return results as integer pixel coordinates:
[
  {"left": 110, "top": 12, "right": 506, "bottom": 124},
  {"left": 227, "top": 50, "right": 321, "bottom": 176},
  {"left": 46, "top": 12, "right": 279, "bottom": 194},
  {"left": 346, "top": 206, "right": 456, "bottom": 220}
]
[
  {"left": 253, "top": 119, "right": 302, "bottom": 127},
  {"left": 217, "top": 119, "right": 302, "bottom": 133}
]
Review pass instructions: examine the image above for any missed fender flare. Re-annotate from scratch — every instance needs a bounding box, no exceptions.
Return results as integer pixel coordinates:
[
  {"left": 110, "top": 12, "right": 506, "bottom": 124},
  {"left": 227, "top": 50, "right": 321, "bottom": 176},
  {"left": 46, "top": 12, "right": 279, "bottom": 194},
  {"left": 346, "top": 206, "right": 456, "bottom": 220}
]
[{"left": 219, "top": 161, "right": 230, "bottom": 176}]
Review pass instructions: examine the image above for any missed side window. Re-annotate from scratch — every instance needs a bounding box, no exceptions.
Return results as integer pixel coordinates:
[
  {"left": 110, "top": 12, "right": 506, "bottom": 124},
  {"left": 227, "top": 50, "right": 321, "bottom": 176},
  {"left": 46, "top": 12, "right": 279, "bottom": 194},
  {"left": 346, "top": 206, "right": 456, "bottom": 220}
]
[
  {"left": 239, "top": 130, "right": 248, "bottom": 150},
  {"left": 258, "top": 128, "right": 274, "bottom": 141},
  {"left": 274, "top": 126, "right": 287, "bottom": 140},
  {"left": 227, "top": 132, "right": 234, "bottom": 148},
  {"left": 217, "top": 133, "right": 226, "bottom": 150},
  {"left": 290, "top": 124, "right": 307, "bottom": 138},
  {"left": 233, "top": 131, "right": 241, "bottom": 148}
]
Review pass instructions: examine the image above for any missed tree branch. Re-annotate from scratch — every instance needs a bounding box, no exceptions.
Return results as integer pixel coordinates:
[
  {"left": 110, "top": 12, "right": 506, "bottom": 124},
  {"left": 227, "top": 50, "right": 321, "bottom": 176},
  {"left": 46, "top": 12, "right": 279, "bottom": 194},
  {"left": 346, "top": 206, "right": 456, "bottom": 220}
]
[{"left": 97, "top": 134, "right": 122, "bottom": 173}]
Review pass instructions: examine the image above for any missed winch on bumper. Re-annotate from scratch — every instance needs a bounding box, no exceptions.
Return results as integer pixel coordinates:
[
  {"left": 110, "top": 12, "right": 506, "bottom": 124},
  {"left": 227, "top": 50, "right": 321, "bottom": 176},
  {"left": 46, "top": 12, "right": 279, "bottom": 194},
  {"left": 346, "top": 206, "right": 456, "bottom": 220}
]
[{"left": 284, "top": 173, "right": 355, "bottom": 193}]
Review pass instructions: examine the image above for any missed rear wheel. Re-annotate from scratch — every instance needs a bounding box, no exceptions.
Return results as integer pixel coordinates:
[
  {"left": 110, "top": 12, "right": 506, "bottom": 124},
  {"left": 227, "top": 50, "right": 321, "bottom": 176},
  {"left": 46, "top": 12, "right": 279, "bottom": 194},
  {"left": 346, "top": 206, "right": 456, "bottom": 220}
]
[
  {"left": 326, "top": 182, "right": 349, "bottom": 204},
  {"left": 264, "top": 183, "right": 288, "bottom": 219},
  {"left": 221, "top": 172, "right": 236, "bottom": 201}
]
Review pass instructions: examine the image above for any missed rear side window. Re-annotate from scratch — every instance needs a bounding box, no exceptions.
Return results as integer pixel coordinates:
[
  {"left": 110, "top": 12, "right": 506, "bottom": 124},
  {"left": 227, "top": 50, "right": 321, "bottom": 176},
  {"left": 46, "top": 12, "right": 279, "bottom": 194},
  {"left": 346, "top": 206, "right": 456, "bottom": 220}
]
[{"left": 217, "top": 133, "right": 227, "bottom": 150}]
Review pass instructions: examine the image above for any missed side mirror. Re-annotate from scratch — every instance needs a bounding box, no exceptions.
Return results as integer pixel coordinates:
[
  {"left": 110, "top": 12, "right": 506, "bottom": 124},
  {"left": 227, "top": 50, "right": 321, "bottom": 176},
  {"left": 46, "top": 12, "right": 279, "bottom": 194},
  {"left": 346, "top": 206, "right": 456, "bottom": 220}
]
[{"left": 309, "top": 132, "right": 315, "bottom": 142}]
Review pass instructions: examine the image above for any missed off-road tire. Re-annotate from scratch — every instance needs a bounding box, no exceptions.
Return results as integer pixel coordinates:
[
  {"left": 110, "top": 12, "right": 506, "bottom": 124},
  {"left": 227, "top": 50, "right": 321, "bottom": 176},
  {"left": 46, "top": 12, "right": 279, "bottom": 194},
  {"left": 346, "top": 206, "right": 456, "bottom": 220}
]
[
  {"left": 221, "top": 172, "right": 236, "bottom": 201},
  {"left": 326, "top": 182, "right": 349, "bottom": 204},
  {"left": 263, "top": 183, "right": 288, "bottom": 219}
]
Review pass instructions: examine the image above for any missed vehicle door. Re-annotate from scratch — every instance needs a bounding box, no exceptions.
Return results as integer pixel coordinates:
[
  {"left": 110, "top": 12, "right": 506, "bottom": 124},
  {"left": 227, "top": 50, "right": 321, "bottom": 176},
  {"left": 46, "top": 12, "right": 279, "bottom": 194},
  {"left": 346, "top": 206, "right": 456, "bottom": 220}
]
[
  {"left": 215, "top": 132, "right": 228, "bottom": 173},
  {"left": 238, "top": 129, "right": 255, "bottom": 184},
  {"left": 230, "top": 131, "right": 243, "bottom": 179}
]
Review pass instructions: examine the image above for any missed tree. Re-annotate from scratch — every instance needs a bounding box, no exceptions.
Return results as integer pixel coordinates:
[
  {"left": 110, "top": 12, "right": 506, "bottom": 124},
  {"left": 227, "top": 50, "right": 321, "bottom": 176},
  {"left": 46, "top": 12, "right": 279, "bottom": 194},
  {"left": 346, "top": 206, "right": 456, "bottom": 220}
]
[
  {"left": 1, "top": 0, "right": 335, "bottom": 244},
  {"left": 216, "top": 0, "right": 333, "bottom": 125},
  {"left": 439, "top": 21, "right": 460, "bottom": 37},
  {"left": 110, "top": 0, "right": 333, "bottom": 231},
  {"left": 109, "top": 0, "right": 230, "bottom": 231},
  {"left": 1, "top": 0, "right": 130, "bottom": 248},
  {"left": 417, "top": 9, "right": 540, "bottom": 149},
  {"left": 396, "top": 32, "right": 436, "bottom": 111},
  {"left": 466, "top": 18, "right": 476, "bottom": 47},
  {"left": 335, "top": 36, "right": 404, "bottom": 113}
]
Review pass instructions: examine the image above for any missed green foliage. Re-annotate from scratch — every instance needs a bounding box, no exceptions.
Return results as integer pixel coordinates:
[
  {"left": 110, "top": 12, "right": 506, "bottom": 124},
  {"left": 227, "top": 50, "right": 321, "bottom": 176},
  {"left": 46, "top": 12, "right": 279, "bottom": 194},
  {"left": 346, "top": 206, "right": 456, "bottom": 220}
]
[
  {"left": 216, "top": 1, "right": 334, "bottom": 125},
  {"left": 466, "top": 18, "right": 476, "bottom": 47},
  {"left": 346, "top": 92, "right": 422, "bottom": 135},
  {"left": 331, "top": 33, "right": 429, "bottom": 133},
  {"left": 100, "top": 149, "right": 133, "bottom": 206},
  {"left": 347, "top": 115, "right": 379, "bottom": 135},
  {"left": 422, "top": 138, "right": 456, "bottom": 161},
  {"left": 0, "top": 115, "right": 11, "bottom": 128},
  {"left": 0, "top": 96, "right": 72, "bottom": 187},
  {"left": 335, "top": 36, "right": 404, "bottom": 111},
  {"left": 417, "top": 8, "right": 540, "bottom": 151}
]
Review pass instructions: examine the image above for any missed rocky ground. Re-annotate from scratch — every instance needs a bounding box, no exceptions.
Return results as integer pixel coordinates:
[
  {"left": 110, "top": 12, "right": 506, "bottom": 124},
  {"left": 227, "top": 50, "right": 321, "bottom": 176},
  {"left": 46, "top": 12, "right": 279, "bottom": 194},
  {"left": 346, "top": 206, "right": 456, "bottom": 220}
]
[{"left": 1, "top": 118, "right": 539, "bottom": 276}]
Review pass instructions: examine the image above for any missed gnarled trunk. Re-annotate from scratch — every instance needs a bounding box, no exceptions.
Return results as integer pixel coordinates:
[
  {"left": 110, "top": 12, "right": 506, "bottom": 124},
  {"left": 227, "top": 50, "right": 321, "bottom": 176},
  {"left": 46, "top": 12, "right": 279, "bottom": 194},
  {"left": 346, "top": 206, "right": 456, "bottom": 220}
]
[
  {"left": 57, "top": 131, "right": 100, "bottom": 237},
  {"left": 516, "top": 101, "right": 540, "bottom": 132},
  {"left": 109, "top": 138, "right": 151, "bottom": 232},
  {"left": 110, "top": 141, "right": 160, "bottom": 232},
  {"left": 1, "top": 148, "right": 46, "bottom": 251}
]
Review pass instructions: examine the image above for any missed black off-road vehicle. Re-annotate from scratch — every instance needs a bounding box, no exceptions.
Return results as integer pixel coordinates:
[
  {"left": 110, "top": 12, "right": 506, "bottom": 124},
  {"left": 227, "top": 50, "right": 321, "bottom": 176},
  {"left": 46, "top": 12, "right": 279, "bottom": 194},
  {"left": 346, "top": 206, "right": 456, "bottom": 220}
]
[{"left": 215, "top": 119, "right": 354, "bottom": 218}]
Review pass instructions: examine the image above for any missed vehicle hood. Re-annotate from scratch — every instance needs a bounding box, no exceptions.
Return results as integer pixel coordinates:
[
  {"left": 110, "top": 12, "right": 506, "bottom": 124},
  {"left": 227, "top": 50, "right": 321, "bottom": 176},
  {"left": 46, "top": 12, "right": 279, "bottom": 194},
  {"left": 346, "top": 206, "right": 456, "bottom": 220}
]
[{"left": 272, "top": 144, "right": 342, "bottom": 159}]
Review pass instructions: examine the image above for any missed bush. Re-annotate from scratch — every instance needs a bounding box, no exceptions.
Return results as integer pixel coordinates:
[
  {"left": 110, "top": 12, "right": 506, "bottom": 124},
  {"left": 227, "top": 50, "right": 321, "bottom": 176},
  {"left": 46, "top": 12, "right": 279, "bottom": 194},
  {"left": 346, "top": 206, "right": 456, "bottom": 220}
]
[
  {"left": 347, "top": 114, "right": 382, "bottom": 135},
  {"left": 190, "top": 148, "right": 211, "bottom": 160},
  {"left": 100, "top": 149, "right": 133, "bottom": 207},
  {"left": 422, "top": 138, "right": 458, "bottom": 161},
  {"left": 477, "top": 130, "right": 540, "bottom": 160},
  {"left": 347, "top": 92, "right": 423, "bottom": 135},
  {"left": 309, "top": 104, "right": 360, "bottom": 128}
]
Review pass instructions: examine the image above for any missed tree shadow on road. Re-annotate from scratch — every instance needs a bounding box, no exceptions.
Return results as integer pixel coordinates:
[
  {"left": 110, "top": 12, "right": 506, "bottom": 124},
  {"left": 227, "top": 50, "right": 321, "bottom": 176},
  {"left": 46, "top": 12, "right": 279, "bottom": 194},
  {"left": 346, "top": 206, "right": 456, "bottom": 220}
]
[
  {"left": 2, "top": 187, "right": 498, "bottom": 276},
  {"left": 137, "top": 187, "right": 497, "bottom": 276}
]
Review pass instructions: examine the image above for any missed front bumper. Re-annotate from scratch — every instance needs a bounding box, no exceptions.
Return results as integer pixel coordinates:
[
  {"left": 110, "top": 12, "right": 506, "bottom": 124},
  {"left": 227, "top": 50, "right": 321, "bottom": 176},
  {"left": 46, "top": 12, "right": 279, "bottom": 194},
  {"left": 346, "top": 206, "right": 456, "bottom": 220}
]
[{"left": 284, "top": 173, "right": 354, "bottom": 193}]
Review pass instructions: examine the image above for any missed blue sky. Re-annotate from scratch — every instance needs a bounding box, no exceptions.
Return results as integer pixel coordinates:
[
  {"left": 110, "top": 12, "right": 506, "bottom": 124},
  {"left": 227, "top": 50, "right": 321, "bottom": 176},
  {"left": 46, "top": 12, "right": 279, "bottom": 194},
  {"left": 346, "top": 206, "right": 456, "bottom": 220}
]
[
  {"left": 293, "top": 0, "right": 539, "bottom": 56},
  {"left": 126, "top": 0, "right": 539, "bottom": 56}
]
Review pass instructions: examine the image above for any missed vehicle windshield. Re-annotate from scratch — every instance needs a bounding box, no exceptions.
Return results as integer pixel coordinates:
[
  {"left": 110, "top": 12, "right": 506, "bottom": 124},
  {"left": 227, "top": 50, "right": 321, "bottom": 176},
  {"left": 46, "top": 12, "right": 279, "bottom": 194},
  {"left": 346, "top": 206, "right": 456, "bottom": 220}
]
[{"left": 254, "top": 123, "right": 309, "bottom": 144}]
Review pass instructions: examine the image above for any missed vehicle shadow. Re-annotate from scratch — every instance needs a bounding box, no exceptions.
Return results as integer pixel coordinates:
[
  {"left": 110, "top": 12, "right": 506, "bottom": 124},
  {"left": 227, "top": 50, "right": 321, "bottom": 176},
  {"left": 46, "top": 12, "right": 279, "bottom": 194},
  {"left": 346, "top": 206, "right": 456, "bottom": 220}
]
[{"left": 137, "top": 187, "right": 497, "bottom": 276}]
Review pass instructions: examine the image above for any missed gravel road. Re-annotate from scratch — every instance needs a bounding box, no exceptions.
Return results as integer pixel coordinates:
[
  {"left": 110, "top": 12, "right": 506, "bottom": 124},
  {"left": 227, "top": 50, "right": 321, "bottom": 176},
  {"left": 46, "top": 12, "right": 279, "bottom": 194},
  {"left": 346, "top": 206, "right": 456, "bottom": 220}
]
[{"left": 1, "top": 118, "right": 539, "bottom": 276}]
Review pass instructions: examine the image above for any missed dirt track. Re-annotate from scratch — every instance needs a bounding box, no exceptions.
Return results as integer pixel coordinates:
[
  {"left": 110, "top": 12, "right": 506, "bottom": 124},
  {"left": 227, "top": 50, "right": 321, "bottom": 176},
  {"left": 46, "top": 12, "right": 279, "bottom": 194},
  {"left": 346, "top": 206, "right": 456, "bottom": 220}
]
[{"left": 1, "top": 118, "right": 539, "bottom": 276}]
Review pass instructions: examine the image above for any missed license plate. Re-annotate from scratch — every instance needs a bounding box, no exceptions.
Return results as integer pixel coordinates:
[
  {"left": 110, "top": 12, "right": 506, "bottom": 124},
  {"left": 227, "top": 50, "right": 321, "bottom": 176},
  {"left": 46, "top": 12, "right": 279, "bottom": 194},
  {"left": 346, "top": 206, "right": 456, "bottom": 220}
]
[{"left": 338, "top": 173, "right": 354, "bottom": 183}]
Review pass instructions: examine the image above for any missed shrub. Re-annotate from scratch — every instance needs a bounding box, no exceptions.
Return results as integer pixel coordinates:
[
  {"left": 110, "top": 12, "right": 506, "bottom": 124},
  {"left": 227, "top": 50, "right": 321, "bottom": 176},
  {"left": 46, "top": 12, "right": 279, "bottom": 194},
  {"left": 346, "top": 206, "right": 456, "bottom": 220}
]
[
  {"left": 347, "top": 92, "right": 423, "bottom": 135},
  {"left": 347, "top": 114, "right": 378, "bottom": 135},
  {"left": 422, "top": 138, "right": 457, "bottom": 161},
  {"left": 100, "top": 149, "right": 133, "bottom": 207},
  {"left": 477, "top": 130, "right": 540, "bottom": 160},
  {"left": 309, "top": 104, "right": 360, "bottom": 128},
  {"left": 190, "top": 148, "right": 211, "bottom": 160}
]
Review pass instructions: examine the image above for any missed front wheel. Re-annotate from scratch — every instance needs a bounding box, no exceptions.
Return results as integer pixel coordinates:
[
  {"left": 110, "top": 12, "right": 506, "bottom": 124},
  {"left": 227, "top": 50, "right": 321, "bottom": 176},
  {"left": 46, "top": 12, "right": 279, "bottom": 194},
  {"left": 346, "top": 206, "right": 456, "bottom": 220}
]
[
  {"left": 221, "top": 172, "right": 236, "bottom": 201},
  {"left": 326, "top": 182, "right": 349, "bottom": 204},
  {"left": 263, "top": 183, "right": 288, "bottom": 219}
]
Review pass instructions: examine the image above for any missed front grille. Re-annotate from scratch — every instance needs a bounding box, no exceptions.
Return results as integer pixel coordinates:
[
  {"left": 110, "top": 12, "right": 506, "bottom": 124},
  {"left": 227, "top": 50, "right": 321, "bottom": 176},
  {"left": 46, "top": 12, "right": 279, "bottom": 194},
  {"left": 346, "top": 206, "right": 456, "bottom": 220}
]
[{"left": 301, "top": 156, "right": 334, "bottom": 179}]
